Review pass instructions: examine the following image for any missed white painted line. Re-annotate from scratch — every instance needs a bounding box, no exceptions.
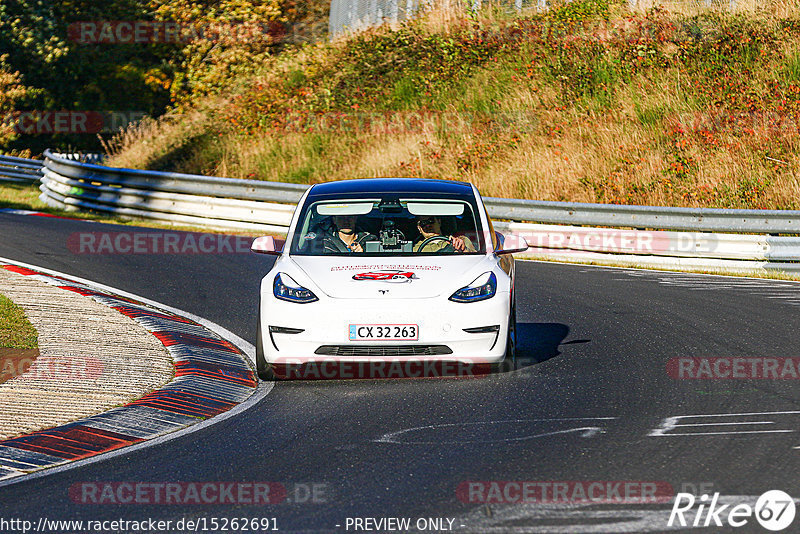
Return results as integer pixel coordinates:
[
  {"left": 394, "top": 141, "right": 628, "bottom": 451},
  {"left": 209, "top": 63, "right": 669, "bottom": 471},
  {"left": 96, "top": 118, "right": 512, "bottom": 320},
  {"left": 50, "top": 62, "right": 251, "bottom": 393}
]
[
  {"left": 649, "top": 411, "right": 800, "bottom": 437},
  {"left": 524, "top": 258, "right": 800, "bottom": 285},
  {"left": 455, "top": 495, "right": 775, "bottom": 533},
  {"left": 654, "top": 430, "right": 794, "bottom": 436},
  {"left": 673, "top": 421, "right": 774, "bottom": 427},
  {"left": 0, "top": 255, "right": 272, "bottom": 489},
  {"left": 375, "top": 417, "right": 618, "bottom": 445},
  {"left": 670, "top": 410, "right": 800, "bottom": 418}
]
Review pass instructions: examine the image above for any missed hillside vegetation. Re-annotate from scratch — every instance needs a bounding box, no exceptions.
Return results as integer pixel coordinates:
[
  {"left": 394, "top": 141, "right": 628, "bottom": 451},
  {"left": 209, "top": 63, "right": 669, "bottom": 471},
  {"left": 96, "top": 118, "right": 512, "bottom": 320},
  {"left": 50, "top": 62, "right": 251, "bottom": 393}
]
[{"left": 107, "top": 0, "right": 800, "bottom": 210}]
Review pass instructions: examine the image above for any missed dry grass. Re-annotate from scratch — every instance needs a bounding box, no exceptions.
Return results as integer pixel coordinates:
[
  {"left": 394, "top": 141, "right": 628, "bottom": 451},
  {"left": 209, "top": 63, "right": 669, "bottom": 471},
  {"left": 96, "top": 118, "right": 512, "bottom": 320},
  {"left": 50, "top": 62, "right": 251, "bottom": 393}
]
[
  {"left": 0, "top": 182, "right": 46, "bottom": 210},
  {"left": 631, "top": 0, "right": 800, "bottom": 18},
  {"left": 109, "top": 94, "right": 800, "bottom": 208},
  {"left": 102, "top": 108, "right": 214, "bottom": 172},
  {"left": 105, "top": 0, "right": 800, "bottom": 209}
]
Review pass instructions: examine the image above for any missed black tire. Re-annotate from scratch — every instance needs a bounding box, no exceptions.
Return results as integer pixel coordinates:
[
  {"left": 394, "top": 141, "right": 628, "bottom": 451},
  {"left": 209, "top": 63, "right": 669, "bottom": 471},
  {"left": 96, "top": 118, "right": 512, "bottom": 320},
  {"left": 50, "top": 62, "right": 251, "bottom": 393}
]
[
  {"left": 255, "top": 321, "right": 276, "bottom": 381},
  {"left": 505, "top": 299, "right": 517, "bottom": 370},
  {"left": 491, "top": 296, "right": 517, "bottom": 374}
]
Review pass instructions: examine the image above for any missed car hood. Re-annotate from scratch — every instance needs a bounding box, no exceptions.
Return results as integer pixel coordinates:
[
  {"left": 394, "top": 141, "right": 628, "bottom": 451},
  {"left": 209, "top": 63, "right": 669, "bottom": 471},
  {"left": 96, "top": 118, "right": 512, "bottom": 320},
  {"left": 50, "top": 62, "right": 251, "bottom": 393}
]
[{"left": 288, "top": 255, "right": 492, "bottom": 299}]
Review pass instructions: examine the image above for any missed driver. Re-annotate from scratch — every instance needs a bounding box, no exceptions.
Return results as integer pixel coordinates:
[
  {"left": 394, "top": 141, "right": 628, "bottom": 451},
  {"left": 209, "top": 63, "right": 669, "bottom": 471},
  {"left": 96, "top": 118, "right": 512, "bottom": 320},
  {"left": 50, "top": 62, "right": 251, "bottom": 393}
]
[
  {"left": 322, "top": 215, "right": 374, "bottom": 253},
  {"left": 414, "top": 215, "right": 475, "bottom": 253}
]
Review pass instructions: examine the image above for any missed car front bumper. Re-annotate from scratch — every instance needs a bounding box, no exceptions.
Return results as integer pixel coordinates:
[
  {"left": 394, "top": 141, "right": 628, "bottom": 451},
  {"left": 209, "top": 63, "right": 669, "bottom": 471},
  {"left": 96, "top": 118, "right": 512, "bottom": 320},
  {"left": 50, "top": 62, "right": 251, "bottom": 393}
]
[{"left": 259, "top": 291, "right": 511, "bottom": 368}]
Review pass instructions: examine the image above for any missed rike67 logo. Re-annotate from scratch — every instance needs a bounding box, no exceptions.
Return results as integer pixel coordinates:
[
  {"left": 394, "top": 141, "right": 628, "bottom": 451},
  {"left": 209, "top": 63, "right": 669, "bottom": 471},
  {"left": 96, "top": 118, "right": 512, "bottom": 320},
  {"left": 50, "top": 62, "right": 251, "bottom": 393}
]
[{"left": 669, "top": 490, "right": 796, "bottom": 531}]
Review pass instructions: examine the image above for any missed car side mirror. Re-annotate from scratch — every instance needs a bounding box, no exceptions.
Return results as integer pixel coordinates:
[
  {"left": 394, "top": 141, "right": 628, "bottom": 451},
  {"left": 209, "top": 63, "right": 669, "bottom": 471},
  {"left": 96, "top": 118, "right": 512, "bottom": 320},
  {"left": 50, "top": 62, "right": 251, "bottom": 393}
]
[
  {"left": 251, "top": 236, "right": 285, "bottom": 255},
  {"left": 495, "top": 234, "right": 528, "bottom": 255}
]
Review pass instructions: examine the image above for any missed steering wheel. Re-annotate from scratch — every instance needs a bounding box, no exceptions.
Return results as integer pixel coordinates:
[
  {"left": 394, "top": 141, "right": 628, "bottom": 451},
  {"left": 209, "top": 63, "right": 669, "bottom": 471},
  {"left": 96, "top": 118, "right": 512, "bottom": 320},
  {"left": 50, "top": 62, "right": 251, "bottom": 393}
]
[{"left": 417, "top": 235, "right": 455, "bottom": 253}]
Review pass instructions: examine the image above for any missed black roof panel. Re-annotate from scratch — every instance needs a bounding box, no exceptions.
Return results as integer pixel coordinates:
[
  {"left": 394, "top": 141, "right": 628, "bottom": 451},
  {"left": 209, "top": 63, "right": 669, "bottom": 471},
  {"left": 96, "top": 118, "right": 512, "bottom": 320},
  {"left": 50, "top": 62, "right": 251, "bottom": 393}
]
[{"left": 307, "top": 178, "right": 474, "bottom": 197}]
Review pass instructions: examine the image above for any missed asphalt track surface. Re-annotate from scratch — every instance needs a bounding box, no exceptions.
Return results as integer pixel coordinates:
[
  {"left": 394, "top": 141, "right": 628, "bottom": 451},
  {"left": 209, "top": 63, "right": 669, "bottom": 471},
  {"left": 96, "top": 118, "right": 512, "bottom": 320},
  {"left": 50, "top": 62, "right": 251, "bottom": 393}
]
[{"left": 0, "top": 212, "right": 799, "bottom": 533}]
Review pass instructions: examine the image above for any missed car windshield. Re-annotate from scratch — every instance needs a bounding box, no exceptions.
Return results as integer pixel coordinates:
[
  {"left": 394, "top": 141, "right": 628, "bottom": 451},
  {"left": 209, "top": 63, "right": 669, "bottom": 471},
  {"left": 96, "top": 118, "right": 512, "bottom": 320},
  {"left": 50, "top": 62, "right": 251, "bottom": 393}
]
[{"left": 290, "top": 196, "right": 485, "bottom": 256}]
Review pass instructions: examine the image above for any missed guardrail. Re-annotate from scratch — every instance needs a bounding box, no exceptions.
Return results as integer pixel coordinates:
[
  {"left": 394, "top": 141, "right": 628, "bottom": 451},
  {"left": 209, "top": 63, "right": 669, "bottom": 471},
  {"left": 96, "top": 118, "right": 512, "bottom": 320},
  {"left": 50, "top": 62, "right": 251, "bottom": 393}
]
[
  {"left": 32, "top": 149, "right": 800, "bottom": 274},
  {"left": 487, "top": 198, "right": 800, "bottom": 234},
  {"left": 491, "top": 221, "right": 800, "bottom": 274},
  {"left": 0, "top": 155, "right": 43, "bottom": 184},
  {"left": 40, "top": 150, "right": 303, "bottom": 233}
]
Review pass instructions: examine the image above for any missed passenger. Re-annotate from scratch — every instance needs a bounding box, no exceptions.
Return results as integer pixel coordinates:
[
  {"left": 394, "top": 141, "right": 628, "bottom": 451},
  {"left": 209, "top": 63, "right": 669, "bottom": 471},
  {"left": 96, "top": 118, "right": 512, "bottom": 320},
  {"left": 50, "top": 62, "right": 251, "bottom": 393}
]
[
  {"left": 414, "top": 215, "right": 475, "bottom": 253},
  {"left": 322, "top": 215, "right": 374, "bottom": 253}
]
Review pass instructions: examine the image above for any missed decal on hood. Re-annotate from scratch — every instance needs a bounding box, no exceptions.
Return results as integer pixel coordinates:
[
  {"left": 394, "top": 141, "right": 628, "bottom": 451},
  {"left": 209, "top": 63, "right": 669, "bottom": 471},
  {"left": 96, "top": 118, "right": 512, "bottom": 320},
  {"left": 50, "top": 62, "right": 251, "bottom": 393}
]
[
  {"left": 352, "top": 270, "right": 415, "bottom": 282},
  {"left": 331, "top": 264, "right": 441, "bottom": 272}
]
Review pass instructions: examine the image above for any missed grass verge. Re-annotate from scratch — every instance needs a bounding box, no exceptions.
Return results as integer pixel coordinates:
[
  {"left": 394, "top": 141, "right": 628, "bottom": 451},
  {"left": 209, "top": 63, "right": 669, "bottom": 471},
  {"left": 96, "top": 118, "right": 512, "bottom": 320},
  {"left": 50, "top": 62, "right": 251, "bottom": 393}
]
[
  {"left": 0, "top": 291, "right": 39, "bottom": 385},
  {"left": 0, "top": 288, "right": 39, "bottom": 384},
  {"left": 0, "top": 293, "right": 37, "bottom": 349}
]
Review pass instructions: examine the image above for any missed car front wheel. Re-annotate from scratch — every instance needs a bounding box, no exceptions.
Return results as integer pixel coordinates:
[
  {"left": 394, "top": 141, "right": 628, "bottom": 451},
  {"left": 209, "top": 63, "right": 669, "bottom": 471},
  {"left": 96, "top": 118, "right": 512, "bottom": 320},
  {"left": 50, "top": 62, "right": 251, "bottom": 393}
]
[
  {"left": 255, "top": 321, "right": 276, "bottom": 381},
  {"left": 491, "top": 296, "right": 516, "bottom": 374},
  {"left": 505, "top": 300, "right": 517, "bottom": 369}
]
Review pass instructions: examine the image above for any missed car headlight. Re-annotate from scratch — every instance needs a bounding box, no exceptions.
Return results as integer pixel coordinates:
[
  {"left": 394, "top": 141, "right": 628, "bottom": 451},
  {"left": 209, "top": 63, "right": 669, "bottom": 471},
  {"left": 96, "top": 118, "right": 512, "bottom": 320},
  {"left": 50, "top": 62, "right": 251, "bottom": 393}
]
[
  {"left": 273, "top": 273, "right": 318, "bottom": 303},
  {"left": 449, "top": 272, "right": 497, "bottom": 303}
]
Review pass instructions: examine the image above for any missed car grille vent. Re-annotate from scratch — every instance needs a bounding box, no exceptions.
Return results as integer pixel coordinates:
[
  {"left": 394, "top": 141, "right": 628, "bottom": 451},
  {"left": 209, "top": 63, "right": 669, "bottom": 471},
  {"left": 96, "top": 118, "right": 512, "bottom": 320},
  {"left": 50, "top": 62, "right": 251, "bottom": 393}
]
[{"left": 314, "top": 345, "right": 453, "bottom": 357}]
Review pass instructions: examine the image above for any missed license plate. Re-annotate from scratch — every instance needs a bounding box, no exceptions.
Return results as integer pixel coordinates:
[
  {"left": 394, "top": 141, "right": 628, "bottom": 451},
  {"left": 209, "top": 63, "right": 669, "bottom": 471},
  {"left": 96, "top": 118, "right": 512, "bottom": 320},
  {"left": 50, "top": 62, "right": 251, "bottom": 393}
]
[{"left": 349, "top": 324, "right": 419, "bottom": 341}]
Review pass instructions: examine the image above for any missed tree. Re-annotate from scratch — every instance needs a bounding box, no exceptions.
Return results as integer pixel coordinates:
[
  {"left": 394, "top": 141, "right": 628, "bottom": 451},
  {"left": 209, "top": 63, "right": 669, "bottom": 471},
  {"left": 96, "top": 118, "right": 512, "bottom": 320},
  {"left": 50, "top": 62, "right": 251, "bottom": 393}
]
[
  {"left": 0, "top": 0, "right": 173, "bottom": 152},
  {"left": 148, "top": 0, "right": 285, "bottom": 103},
  {"left": 0, "top": 57, "right": 33, "bottom": 146}
]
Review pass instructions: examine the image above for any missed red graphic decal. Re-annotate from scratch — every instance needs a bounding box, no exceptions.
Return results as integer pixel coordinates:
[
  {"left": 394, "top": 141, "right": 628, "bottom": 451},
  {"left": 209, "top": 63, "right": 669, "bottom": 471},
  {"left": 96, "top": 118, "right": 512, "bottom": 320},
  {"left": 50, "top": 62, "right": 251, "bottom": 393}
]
[{"left": 352, "top": 270, "right": 414, "bottom": 281}]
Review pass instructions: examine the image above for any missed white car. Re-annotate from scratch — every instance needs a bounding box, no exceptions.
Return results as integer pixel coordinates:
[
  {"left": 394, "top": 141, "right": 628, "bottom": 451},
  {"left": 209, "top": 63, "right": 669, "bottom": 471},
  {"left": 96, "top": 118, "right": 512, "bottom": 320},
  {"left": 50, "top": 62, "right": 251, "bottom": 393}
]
[{"left": 251, "top": 178, "right": 528, "bottom": 380}]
